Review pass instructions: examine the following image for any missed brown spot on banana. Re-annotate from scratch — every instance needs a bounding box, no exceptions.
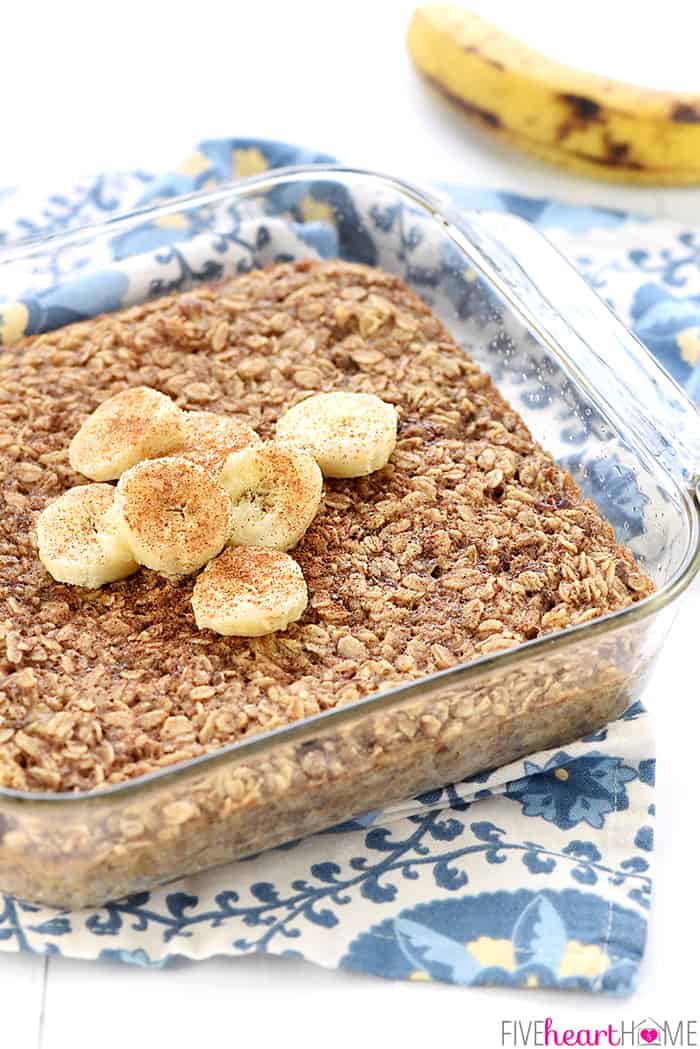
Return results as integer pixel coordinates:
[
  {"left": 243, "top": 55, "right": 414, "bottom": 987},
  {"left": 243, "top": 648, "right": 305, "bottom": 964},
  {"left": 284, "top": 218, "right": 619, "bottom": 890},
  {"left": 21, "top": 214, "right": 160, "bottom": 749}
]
[
  {"left": 601, "top": 135, "right": 633, "bottom": 166},
  {"left": 461, "top": 44, "right": 504, "bottom": 72},
  {"left": 604, "top": 140, "right": 631, "bottom": 164},
  {"left": 671, "top": 103, "right": 700, "bottom": 123},
  {"left": 556, "top": 94, "right": 603, "bottom": 143},
  {"left": 424, "top": 74, "right": 501, "bottom": 128},
  {"left": 558, "top": 94, "right": 602, "bottom": 122},
  {"left": 573, "top": 150, "right": 644, "bottom": 171}
]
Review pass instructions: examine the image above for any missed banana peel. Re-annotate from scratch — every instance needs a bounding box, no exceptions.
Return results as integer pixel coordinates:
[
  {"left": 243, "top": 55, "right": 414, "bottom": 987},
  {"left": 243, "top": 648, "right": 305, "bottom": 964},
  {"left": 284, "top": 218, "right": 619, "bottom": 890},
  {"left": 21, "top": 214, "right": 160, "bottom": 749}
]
[{"left": 406, "top": 4, "right": 700, "bottom": 185}]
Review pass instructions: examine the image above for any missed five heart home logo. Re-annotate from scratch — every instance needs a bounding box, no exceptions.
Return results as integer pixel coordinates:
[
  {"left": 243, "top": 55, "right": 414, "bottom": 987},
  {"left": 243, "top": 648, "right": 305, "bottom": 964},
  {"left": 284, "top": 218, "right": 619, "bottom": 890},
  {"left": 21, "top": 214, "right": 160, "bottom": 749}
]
[{"left": 500, "top": 1015, "right": 698, "bottom": 1046}]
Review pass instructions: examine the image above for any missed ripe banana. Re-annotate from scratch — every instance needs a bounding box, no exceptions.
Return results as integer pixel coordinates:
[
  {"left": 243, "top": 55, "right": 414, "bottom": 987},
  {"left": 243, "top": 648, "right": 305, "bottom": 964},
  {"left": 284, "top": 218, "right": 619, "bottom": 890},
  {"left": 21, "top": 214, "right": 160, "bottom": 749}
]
[
  {"left": 219, "top": 442, "right": 323, "bottom": 551},
  {"left": 406, "top": 5, "right": 700, "bottom": 185},
  {"left": 192, "top": 546, "right": 308, "bottom": 637},
  {"left": 178, "top": 411, "right": 261, "bottom": 473},
  {"left": 115, "top": 458, "right": 233, "bottom": 576},
  {"left": 276, "top": 392, "right": 398, "bottom": 478},
  {"left": 69, "top": 386, "right": 185, "bottom": 481},
  {"left": 37, "top": 483, "right": 138, "bottom": 588}
]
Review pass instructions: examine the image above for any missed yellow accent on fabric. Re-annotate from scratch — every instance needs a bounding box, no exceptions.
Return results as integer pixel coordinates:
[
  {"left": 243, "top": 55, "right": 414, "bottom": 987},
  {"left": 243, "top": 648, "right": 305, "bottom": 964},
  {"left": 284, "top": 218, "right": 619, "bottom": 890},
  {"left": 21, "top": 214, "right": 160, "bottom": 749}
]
[
  {"left": 554, "top": 767, "right": 569, "bottom": 781},
  {"left": 233, "top": 148, "right": 268, "bottom": 178},
  {"left": 465, "top": 936, "right": 515, "bottom": 971},
  {"left": 299, "top": 195, "right": 335, "bottom": 223},
  {"left": 408, "top": 969, "right": 431, "bottom": 981},
  {"left": 678, "top": 326, "right": 700, "bottom": 366},
  {"left": 155, "top": 213, "right": 189, "bottom": 230},
  {"left": 0, "top": 302, "right": 29, "bottom": 346},
  {"left": 558, "top": 940, "right": 609, "bottom": 978},
  {"left": 177, "top": 151, "right": 210, "bottom": 177}
]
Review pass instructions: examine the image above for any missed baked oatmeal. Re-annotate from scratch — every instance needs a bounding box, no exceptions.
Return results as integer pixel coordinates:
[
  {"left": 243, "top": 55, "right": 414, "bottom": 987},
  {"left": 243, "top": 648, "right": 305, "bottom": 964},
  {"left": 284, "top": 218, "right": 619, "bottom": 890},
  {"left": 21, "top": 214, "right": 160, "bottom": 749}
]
[{"left": 0, "top": 260, "right": 654, "bottom": 794}]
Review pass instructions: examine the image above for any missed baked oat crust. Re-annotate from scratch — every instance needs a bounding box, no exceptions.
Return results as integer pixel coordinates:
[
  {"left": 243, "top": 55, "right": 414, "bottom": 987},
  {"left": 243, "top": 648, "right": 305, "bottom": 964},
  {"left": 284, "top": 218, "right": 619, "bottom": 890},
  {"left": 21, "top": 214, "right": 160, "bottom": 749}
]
[{"left": 0, "top": 260, "right": 654, "bottom": 794}]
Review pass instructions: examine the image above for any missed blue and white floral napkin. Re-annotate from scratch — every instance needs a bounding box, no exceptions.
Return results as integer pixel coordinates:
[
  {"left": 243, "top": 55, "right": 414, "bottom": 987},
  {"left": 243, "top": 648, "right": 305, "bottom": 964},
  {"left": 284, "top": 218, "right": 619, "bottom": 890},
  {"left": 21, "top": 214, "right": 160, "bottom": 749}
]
[{"left": 4, "top": 137, "right": 693, "bottom": 994}]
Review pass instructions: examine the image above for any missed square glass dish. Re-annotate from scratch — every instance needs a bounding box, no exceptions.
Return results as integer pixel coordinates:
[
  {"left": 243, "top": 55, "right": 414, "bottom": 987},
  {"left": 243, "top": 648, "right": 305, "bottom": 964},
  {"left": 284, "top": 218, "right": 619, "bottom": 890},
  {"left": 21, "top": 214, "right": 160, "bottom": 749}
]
[{"left": 1, "top": 166, "right": 699, "bottom": 909}]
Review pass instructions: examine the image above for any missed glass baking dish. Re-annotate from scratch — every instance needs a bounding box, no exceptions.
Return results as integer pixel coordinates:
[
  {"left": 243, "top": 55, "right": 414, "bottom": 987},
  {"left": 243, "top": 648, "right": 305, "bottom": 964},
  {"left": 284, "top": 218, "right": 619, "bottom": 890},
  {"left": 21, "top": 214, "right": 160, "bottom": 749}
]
[{"left": 1, "top": 166, "right": 699, "bottom": 909}]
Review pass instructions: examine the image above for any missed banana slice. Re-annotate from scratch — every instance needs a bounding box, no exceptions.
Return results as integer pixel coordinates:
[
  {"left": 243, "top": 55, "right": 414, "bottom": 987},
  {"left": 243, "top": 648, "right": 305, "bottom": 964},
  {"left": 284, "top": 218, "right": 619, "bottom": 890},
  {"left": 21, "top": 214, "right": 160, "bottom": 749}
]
[
  {"left": 115, "top": 457, "right": 233, "bottom": 576},
  {"left": 275, "top": 391, "right": 398, "bottom": 478},
  {"left": 192, "top": 546, "right": 308, "bottom": 637},
  {"left": 37, "top": 483, "right": 138, "bottom": 589},
  {"left": 219, "top": 441, "right": 323, "bottom": 551},
  {"left": 178, "top": 411, "right": 261, "bottom": 472},
  {"left": 69, "top": 386, "right": 185, "bottom": 481}
]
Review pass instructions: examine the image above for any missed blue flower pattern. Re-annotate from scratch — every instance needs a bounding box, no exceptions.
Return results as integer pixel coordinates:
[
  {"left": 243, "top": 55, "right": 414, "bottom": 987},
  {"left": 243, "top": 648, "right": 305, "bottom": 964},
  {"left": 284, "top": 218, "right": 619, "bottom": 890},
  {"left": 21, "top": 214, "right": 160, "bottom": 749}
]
[
  {"left": 0, "top": 138, "right": 664, "bottom": 994},
  {"left": 343, "top": 890, "right": 646, "bottom": 993},
  {"left": 505, "top": 752, "right": 638, "bottom": 830}
]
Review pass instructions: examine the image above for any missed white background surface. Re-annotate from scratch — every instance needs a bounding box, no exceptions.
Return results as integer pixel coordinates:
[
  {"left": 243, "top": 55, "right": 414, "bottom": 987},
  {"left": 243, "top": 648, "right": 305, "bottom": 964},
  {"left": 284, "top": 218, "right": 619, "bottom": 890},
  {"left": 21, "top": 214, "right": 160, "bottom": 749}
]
[{"left": 1, "top": 1, "right": 700, "bottom": 1045}]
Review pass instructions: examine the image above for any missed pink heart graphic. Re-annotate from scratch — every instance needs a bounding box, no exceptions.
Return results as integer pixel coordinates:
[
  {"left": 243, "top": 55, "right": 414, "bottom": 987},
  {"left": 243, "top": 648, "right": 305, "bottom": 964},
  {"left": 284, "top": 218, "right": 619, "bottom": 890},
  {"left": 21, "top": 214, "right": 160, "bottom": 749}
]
[{"left": 640, "top": 1030, "right": 658, "bottom": 1044}]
